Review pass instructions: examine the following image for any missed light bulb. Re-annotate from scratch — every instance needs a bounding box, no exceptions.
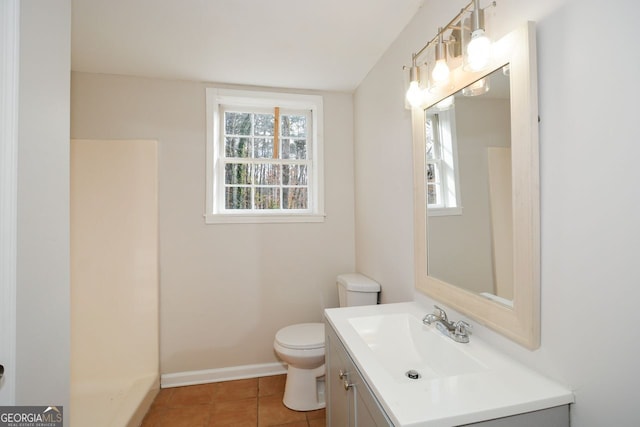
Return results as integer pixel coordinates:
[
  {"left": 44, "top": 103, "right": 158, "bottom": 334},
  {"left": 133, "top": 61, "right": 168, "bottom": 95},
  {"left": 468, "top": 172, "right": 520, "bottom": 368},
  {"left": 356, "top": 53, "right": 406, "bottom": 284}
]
[
  {"left": 466, "top": 29, "right": 491, "bottom": 71},
  {"left": 431, "top": 59, "right": 450, "bottom": 86},
  {"left": 431, "top": 28, "right": 450, "bottom": 88},
  {"left": 405, "top": 81, "right": 423, "bottom": 108}
]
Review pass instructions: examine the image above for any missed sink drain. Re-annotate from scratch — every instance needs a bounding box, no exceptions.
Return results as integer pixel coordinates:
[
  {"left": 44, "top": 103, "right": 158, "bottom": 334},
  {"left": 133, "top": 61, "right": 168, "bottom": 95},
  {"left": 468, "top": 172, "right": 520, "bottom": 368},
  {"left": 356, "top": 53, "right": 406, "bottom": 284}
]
[{"left": 405, "top": 369, "right": 421, "bottom": 380}]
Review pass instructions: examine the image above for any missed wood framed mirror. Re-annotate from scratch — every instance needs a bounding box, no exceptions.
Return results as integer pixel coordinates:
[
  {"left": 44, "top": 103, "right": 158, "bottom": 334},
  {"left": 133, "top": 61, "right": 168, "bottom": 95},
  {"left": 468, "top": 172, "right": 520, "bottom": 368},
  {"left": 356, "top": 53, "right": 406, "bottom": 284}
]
[{"left": 412, "top": 22, "right": 540, "bottom": 349}]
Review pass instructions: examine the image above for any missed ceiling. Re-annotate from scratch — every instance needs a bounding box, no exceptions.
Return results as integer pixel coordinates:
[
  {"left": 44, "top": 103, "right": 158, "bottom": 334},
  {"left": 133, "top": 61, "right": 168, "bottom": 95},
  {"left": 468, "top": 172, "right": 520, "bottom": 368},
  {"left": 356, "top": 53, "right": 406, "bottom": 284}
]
[{"left": 71, "top": 0, "right": 425, "bottom": 92}]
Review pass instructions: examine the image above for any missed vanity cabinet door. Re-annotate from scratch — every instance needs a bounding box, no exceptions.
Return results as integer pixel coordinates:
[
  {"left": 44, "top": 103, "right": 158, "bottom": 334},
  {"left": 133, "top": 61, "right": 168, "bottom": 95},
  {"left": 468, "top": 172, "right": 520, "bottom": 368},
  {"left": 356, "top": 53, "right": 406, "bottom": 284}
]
[
  {"left": 352, "top": 367, "right": 392, "bottom": 427},
  {"left": 326, "top": 322, "right": 393, "bottom": 427},
  {"left": 326, "top": 326, "right": 354, "bottom": 426}
]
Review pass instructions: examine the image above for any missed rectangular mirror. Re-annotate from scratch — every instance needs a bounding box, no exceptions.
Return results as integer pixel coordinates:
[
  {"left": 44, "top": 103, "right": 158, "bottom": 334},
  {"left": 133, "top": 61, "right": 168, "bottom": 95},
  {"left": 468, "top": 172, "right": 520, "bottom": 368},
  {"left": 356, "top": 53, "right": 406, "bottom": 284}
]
[
  {"left": 426, "top": 66, "right": 512, "bottom": 303},
  {"left": 412, "top": 22, "right": 540, "bottom": 349}
]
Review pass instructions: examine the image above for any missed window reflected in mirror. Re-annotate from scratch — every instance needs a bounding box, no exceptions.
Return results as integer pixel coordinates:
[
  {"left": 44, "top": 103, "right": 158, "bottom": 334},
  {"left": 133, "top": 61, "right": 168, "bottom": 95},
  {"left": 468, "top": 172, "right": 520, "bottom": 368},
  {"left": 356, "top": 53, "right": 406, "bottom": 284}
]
[
  {"left": 425, "top": 107, "right": 461, "bottom": 214},
  {"left": 425, "top": 66, "right": 513, "bottom": 305}
]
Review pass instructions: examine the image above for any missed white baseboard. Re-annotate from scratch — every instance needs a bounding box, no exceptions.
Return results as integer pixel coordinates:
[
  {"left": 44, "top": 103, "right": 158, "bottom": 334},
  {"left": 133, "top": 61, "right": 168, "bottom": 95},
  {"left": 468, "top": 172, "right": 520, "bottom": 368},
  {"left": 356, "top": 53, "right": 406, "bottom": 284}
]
[{"left": 161, "top": 362, "right": 288, "bottom": 388}]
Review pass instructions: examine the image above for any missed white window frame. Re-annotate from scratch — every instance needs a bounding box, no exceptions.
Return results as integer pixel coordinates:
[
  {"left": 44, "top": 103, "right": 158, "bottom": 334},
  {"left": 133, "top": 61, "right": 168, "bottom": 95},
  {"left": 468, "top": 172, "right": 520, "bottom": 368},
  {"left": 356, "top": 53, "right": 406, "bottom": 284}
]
[
  {"left": 205, "top": 88, "right": 325, "bottom": 224},
  {"left": 425, "top": 109, "right": 462, "bottom": 216}
]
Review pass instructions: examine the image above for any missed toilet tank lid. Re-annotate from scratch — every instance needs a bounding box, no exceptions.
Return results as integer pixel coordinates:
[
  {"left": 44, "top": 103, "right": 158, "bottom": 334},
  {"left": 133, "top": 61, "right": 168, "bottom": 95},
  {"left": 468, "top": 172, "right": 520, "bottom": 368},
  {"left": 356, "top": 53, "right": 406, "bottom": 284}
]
[{"left": 337, "top": 273, "right": 381, "bottom": 292}]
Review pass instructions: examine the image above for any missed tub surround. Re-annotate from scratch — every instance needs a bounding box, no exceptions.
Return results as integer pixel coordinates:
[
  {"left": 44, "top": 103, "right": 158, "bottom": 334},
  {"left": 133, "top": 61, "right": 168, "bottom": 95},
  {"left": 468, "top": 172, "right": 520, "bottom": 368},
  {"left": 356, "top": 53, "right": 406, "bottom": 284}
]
[
  {"left": 70, "top": 139, "right": 160, "bottom": 426},
  {"left": 325, "top": 302, "right": 573, "bottom": 426}
]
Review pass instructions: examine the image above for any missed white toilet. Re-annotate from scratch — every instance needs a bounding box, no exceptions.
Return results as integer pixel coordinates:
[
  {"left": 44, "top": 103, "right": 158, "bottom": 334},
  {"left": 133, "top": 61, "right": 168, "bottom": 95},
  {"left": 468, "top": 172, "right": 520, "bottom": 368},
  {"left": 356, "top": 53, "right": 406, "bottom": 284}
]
[{"left": 273, "top": 273, "right": 381, "bottom": 411}]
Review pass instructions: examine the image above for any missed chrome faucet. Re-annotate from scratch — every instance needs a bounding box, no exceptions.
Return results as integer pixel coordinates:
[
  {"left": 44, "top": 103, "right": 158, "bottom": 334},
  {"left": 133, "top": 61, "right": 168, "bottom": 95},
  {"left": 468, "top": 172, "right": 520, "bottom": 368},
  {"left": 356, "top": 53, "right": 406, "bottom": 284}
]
[{"left": 422, "top": 305, "right": 472, "bottom": 343}]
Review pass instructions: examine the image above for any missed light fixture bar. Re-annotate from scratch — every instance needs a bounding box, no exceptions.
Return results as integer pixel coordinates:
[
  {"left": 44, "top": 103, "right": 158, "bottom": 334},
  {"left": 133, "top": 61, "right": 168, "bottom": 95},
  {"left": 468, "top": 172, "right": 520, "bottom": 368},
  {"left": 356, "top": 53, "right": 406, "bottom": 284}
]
[
  {"left": 412, "top": 1, "right": 475, "bottom": 59},
  {"left": 411, "top": 0, "right": 496, "bottom": 59}
]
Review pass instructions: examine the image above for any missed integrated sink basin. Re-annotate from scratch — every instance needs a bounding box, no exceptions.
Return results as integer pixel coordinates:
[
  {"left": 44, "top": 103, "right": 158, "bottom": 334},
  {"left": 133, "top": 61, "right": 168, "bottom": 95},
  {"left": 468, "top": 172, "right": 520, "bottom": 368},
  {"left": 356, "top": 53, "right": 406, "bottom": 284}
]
[
  {"left": 348, "top": 313, "right": 486, "bottom": 382},
  {"left": 325, "top": 302, "right": 574, "bottom": 426}
]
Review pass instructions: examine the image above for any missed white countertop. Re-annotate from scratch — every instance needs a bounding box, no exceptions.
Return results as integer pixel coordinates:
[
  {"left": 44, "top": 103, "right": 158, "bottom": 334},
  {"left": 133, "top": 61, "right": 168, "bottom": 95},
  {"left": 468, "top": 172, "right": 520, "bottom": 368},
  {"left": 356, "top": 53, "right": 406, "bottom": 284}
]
[{"left": 325, "top": 302, "right": 574, "bottom": 427}]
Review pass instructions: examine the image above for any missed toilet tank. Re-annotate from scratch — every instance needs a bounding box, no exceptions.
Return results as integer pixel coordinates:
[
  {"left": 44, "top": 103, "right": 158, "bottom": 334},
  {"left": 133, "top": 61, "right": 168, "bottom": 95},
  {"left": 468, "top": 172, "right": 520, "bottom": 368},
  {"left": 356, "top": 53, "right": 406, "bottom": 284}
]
[{"left": 337, "top": 273, "right": 381, "bottom": 307}]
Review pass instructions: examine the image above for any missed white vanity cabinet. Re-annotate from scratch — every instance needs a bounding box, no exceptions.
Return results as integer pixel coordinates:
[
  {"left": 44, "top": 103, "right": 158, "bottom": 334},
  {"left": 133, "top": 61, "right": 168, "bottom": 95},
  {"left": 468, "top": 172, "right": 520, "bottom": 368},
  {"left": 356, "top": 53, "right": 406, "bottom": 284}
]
[
  {"left": 325, "top": 303, "right": 574, "bottom": 427},
  {"left": 326, "top": 321, "right": 393, "bottom": 426}
]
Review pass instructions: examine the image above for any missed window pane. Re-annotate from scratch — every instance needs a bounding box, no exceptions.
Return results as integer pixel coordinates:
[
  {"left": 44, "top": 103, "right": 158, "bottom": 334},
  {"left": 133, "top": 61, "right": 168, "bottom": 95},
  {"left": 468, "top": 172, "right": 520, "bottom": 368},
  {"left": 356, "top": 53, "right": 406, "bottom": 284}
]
[
  {"left": 225, "top": 137, "right": 251, "bottom": 158},
  {"left": 254, "top": 113, "right": 274, "bottom": 136},
  {"left": 281, "top": 115, "right": 306, "bottom": 137},
  {"left": 225, "top": 187, "right": 251, "bottom": 209},
  {"left": 254, "top": 187, "right": 280, "bottom": 209},
  {"left": 225, "top": 112, "right": 251, "bottom": 135},
  {"left": 425, "top": 116, "right": 435, "bottom": 160},
  {"left": 427, "top": 184, "right": 438, "bottom": 205},
  {"left": 254, "top": 163, "right": 280, "bottom": 185},
  {"left": 283, "top": 164, "right": 308, "bottom": 185},
  {"left": 225, "top": 163, "right": 251, "bottom": 185},
  {"left": 283, "top": 188, "right": 308, "bottom": 209},
  {"left": 426, "top": 163, "right": 438, "bottom": 183},
  {"left": 425, "top": 114, "right": 441, "bottom": 160},
  {"left": 427, "top": 162, "right": 442, "bottom": 206},
  {"left": 426, "top": 142, "right": 435, "bottom": 160},
  {"left": 255, "top": 138, "right": 274, "bottom": 158},
  {"left": 281, "top": 139, "right": 307, "bottom": 159}
]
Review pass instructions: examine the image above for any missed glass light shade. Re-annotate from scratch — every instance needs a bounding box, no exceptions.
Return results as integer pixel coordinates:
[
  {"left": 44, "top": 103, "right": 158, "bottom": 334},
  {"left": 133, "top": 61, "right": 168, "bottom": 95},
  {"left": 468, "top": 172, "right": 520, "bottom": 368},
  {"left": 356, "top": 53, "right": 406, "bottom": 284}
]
[
  {"left": 406, "top": 81, "right": 424, "bottom": 108},
  {"left": 466, "top": 29, "right": 491, "bottom": 71},
  {"left": 462, "top": 77, "right": 490, "bottom": 96}
]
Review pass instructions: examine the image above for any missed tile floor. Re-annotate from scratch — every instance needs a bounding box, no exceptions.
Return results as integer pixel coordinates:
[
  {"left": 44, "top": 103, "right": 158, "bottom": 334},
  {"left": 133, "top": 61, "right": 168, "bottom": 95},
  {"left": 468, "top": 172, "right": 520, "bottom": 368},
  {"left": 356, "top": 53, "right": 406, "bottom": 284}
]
[{"left": 141, "top": 375, "right": 325, "bottom": 427}]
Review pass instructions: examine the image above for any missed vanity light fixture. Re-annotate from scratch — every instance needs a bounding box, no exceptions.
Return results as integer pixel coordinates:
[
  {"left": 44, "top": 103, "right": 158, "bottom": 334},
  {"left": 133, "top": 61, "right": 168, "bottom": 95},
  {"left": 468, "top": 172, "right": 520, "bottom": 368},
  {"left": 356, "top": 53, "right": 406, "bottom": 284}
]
[
  {"left": 431, "top": 29, "right": 450, "bottom": 88},
  {"left": 405, "top": 55, "right": 425, "bottom": 108},
  {"left": 464, "top": 0, "right": 492, "bottom": 71},
  {"left": 403, "top": 0, "right": 496, "bottom": 108}
]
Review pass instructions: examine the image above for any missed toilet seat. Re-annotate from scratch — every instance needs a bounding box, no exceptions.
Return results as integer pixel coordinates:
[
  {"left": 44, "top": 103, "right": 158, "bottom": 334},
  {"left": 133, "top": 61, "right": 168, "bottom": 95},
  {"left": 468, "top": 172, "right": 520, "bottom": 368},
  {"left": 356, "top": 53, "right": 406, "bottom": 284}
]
[{"left": 275, "top": 323, "right": 324, "bottom": 350}]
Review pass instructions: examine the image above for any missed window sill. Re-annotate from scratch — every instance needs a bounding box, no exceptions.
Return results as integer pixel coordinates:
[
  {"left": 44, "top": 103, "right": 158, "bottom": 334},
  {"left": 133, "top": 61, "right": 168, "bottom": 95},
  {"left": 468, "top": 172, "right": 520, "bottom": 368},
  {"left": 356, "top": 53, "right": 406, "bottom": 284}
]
[
  {"left": 204, "top": 213, "right": 326, "bottom": 224},
  {"left": 427, "top": 207, "right": 463, "bottom": 217}
]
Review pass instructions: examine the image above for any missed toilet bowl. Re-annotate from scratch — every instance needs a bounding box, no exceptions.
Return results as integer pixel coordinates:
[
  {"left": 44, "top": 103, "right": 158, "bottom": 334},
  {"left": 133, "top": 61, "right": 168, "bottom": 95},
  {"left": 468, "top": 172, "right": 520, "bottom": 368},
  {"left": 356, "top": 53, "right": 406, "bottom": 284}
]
[
  {"left": 274, "top": 323, "right": 326, "bottom": 411},
  {"left": 273, "top": 273, "right": 381, "bottom": 411}
]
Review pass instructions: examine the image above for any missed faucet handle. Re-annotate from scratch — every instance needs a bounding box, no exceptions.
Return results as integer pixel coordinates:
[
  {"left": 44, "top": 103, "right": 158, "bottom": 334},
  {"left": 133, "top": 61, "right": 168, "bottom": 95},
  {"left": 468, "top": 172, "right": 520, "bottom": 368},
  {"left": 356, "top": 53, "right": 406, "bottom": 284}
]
[
  {"left": 451, "top": 320, "right": 472, "bottom": 343},
  {"left": 454, "top": 320, "right": 472, "bottom": 336}
]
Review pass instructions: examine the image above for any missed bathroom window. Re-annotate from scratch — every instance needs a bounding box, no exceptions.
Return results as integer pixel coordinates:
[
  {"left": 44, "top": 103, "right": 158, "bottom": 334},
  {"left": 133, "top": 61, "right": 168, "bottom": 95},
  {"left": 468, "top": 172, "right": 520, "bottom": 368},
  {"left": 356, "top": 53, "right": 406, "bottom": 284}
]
[
  {"left": 205, "top": 88, "right": 325, "bottom": 223},
  {"left": 425, "top": 109, "right": 461, "bottom": 216}
]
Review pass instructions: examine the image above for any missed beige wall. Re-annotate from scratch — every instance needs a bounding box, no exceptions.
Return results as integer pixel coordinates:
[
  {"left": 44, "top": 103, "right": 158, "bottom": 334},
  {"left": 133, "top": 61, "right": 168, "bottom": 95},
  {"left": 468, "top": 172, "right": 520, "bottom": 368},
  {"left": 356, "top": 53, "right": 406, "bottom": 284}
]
[
  {"left": 70, "top": 139, "right": 159, "bottom": 384},
  {"left": 70, "top": 73, "right": 356, "bottom": 375}
]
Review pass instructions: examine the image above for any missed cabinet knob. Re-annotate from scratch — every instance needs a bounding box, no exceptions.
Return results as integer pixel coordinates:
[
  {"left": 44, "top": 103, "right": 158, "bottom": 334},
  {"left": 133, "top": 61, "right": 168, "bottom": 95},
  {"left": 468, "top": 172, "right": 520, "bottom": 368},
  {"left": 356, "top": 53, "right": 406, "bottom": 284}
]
[
  {"left": 338, "top": 369, "right": 347, "bottom": 379},
  {"left": 343, "top": 379, "right": 354, "bottom": 390}
]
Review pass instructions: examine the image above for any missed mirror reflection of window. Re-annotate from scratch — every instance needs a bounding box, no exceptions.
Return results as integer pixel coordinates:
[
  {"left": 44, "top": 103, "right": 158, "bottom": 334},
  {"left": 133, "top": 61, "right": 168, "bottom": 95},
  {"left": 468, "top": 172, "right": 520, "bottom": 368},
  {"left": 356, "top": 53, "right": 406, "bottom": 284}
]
[{"left": 424, "top": 108, "right": 461, "bottom": 216}]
